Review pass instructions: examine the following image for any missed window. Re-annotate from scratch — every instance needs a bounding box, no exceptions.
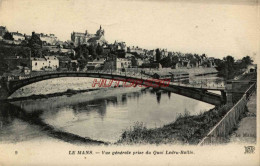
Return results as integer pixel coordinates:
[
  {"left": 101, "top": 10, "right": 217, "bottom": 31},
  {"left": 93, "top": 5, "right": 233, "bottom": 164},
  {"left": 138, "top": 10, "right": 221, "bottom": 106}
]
[{"left": 35, "top": 62, "right": 37, "bottom": 66}]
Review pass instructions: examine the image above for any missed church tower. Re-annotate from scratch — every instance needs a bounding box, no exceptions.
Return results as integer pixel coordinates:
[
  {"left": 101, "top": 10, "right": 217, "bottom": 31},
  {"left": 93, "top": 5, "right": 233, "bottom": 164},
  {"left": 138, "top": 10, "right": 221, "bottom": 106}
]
[{"left": 96, "top": 25, "right": 104, "bottom": 36}]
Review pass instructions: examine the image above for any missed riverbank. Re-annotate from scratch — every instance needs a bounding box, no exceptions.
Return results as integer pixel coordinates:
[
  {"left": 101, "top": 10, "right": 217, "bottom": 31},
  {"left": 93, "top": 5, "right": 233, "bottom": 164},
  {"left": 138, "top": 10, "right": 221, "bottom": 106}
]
[
  {"left": 117, "top": 105, "right": 233, "bottom": 145},
  {"left": 1, "top": 88, "right": 100, "bottom": 102},
  {"left": 126, "top": 67, "right": 218, "bottom": 77},
  {"left": 4, "top": 84, "right": 140, "bottom": 102}
]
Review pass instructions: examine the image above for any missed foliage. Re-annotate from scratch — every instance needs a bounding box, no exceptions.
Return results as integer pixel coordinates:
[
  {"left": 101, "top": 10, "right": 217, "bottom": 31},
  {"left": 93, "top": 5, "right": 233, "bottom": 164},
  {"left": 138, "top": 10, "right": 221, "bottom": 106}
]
[
  {"left": 78, "top": 58, "right": 88, "bottom": 70},
  {"left": 241, "top": 56, "right": 253, "bottom": 68},
  {"left": 155, "top": 48, "right": 161, "bottom": 62},
  {"left": 118, "top": 105, "right": 233, "bottom": 145},
  {"left": 0, "top": 45, "right": 30, "bottom": 59},
  {"left": 88, "top": 44, "right": 97, "bottom": 59},
  {"left": 74, "top": 44, "right": 89, "bottom": 60},
  {"left": 96, "top": 43, "right": 104, "bottom": 55},
  {"left": 28, "top": 32, "right": 43, "bottom": 57},
  {"left": 28, "top": 33, "right": 42, "bottom": 47},
  {"left": 171, "top": 56, "right": 179, "bottom": 64},
  {"left": 3, "top": 32, "right": 14, "bottom": 40},
  {"left": 185, "top": 53, "right": 197, "bottom": 66},
  {"left": 159, "top": 56, "right": 172, "bottom": 67},
  {"left": 215, "top": 55, "right": 253, "bottom": 79},
  {"left": 131, "top": 56, "right": 138, "bottom": 66}
]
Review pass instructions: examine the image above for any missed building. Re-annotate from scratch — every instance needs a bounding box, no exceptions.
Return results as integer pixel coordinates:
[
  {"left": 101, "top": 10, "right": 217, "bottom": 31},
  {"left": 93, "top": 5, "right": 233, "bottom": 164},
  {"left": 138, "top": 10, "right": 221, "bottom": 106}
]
[
  {"left": 246, "top": 64, "right": 257, "bottom": 73},
  {"left": 46, "top": 45, "right": 75, "bottom": 55},
  {"left": 57, "top": 56, "right": 71, "bottom": 70},
  {"left": 136, "top": 59, "right": 144, "bottom": 67},
  {"left": 86, "top": 58, "right": 106, "bottom": 70},
  {"left": 146, "top": 50, "right": 156, "bottom": 61},
  {"left": 71, "top": 25, "right": 106, "bottom": 47},
  {"left": 127, "top": 46, "right": 145, "bottom": 56},
  {"left": 161, "top": 49, "right": 168, "bottom": 58},
  {"left": 87, "top": 35, "right": 106, "bottom": 45},
  {"left": 116, "top": 58, "right": 132, "bottom": 69},
  {"left": 59, "top": 48, "right": 75, "bottom": 55},
  {"left": 23, "top": 67, "right": 31, "bottom": 75},
  {"left": 71, "top": 32, "right": 87, "bottom": 46},
  {"left": 113, "top": 41, "right": 127, "bottom": 51},
  {"left": 45, "top": 56, "right": 59, "bottom": 69},
  {"left": 31, "top": 57, "right": 48, "bottom": 71},
  {"left": 31, "top": 56, "right": 59, "bottom": 71},
  {"left": 24, "top": 34, "right": 32, "bottom": 40},
  {"left": 147, "top": 71, "right": 189, "bottom": 82},
  {"left": 208, "top": 57, "right": 216, "bottom": 67},
  {"left": 39, "top": 33, "right": 58, "bottom": 45},
  {"left": 125, "top": 53, "right": 134, "bottom": 58},
  {"left": 11, "top": 31, "right": 25, "bottom": 41}
]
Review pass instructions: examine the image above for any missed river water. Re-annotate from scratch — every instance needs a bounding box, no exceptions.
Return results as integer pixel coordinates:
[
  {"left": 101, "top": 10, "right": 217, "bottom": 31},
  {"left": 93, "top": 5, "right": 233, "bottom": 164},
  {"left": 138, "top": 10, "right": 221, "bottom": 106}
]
[{"left": 0, "top": 76, "right": 221, "bottom": 143}]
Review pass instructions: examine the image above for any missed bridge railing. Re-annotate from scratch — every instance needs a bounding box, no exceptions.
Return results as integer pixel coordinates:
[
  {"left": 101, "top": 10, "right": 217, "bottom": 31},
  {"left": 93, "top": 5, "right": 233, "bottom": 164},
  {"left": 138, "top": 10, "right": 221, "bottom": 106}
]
[
  {"left": 198, "top": 82, "right": 256, "bottom": 145},
  {"left": 169, "top": 81, "right": 225, "bottom": 90},
  {"left": 8, "top": 70, "right": 225, "bottom": 90}
]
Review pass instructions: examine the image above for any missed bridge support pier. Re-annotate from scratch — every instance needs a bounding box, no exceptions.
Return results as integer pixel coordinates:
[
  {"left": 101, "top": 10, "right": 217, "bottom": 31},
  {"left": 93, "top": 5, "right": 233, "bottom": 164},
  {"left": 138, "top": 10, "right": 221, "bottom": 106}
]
[
  {"left": 225, "top": 81, "right": 233, "bottom": 106},
  {"left": 221, "top": 91, "right": 226, "bottom": 104},
  {"left": 0, "top": 87, "right": 10, "bottom": 101}
]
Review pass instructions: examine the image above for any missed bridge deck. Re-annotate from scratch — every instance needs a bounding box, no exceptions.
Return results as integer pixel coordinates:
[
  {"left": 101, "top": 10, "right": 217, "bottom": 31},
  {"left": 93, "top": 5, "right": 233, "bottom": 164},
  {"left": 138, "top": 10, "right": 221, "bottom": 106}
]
[
  {"left": 8, "top": 70, "right": 225, "bottom": 91},
  {"left": 4, "top": 70, "right": 225, "bottom": 105}
]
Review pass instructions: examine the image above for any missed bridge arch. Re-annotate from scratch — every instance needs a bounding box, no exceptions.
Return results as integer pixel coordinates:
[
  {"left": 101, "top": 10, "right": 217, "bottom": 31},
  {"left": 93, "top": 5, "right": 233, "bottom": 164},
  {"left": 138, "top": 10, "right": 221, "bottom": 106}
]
[{"left": 4, "top": 71, "right": 225, "bottom": 105}]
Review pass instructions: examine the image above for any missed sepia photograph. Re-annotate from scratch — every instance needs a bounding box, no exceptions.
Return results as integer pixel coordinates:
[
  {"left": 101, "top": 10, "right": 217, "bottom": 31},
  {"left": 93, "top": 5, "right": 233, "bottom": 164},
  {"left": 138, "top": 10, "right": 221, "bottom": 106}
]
[{"left": 0, "top": 0, "right": 259, "bottom": 165}]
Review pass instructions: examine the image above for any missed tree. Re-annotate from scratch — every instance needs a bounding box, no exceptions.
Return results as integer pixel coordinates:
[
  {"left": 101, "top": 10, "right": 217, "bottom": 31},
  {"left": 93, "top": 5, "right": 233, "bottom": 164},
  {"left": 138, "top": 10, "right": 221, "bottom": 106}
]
[
  {"left": 96, "top": 43, "right": 104, "bottom": 55},
  {"left": 172, "top": 56, "right": 179, "bottom": 65},
  {"left": 74, "top": 44, "right": 89, "bottom": 60},
  {"left": 78, "top": 58, "right": 88, "bottom": 70},
  {"left": 88, "top": 44, "right": 97, "bottom": 59},
  {"left": 28, "top": 32, "right": 43, "bottom": 57},
  {"left": 159, "top": 56, "right": 172, "bottom": 67},
  {"left": 131, "top": 56, "right": 138, "bottom": 67},
  {"left": 185, "top": 53, "right": 197, "bottom": 67},
  {"left": 42, "top": 48, "right": 50, "bottom": 57},
  {"left": 3, "top": 32, "right": 14, "bottom": 40},
  {"left": 82, "top": 46, "right": 89, "bottom": 59},
  {"left": 28, "top": 32, "right": 42, "bottom": 47},
  {"left": 241, "top": 56, "right": 253, "bottom": 67},
  {"left": 215, "top": 55, "right": 235, "bottom": 79},
  {"left": 155, "top": 48, "right": 161, "bottom": 62}
]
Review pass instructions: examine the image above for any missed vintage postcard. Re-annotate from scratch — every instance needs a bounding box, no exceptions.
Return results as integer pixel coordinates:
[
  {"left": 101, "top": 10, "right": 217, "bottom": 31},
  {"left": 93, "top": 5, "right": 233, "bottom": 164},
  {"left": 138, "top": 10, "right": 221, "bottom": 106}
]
[{"left": 0, "top": 0, "right": 259, "bottom": 165}]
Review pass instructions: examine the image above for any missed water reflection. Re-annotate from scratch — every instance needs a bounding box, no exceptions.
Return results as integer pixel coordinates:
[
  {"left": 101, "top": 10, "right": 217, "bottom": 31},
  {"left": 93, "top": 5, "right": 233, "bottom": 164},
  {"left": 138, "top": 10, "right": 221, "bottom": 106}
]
[
  {"left": 0, "top": 102, "right": 106, "bottom": 145},
  {"left": 156, "top": 92, "right": 162, "bottom": 104},
  {"left": 168, "top": 92, "right": 171, "bottom": 99},
  {"left": 6, "top": 87, "right": 215, "bottom": 143}
]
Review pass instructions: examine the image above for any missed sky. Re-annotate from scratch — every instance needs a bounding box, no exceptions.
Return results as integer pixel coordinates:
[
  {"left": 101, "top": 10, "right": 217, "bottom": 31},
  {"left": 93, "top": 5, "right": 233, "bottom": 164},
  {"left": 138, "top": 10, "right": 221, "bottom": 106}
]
[{"left": 0, "top": 0, "right": 259, "bottom": 60}]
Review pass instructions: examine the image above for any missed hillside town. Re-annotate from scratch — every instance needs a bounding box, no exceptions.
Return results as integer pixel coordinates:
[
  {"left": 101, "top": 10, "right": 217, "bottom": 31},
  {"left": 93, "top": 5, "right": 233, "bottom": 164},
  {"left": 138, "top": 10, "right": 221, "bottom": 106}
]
[{"left": 0, "top": 25, "right": 255, "bottom": 81}]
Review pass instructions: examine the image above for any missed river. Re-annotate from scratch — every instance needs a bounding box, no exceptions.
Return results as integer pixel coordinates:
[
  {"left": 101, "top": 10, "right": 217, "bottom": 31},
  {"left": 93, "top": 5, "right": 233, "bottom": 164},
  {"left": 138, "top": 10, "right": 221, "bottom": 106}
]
[{"left": 0, "top": 76, "right": 222, "bottom": 144}]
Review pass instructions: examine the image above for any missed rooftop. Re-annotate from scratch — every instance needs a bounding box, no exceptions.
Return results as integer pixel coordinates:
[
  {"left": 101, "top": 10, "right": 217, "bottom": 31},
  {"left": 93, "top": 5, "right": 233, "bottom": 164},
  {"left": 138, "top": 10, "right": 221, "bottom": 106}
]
[
  {"left": 11, "top": 32, "right": 24, "bottom": 36},
  {"left": 45, "top": 56, "right": 58, "bottom": 60},
  {"left": 57, "top": 56, "right": 71, "bottom": 62},
  {"left": 31, "top": 57, "right": 46, "bottom": 61}
]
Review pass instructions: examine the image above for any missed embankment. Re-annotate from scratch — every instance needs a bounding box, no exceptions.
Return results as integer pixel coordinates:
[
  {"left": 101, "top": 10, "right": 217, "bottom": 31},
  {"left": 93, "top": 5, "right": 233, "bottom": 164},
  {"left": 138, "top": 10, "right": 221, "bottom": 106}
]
[{"left": 126, "top": 67, "right": 218, "bottom": 77}]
